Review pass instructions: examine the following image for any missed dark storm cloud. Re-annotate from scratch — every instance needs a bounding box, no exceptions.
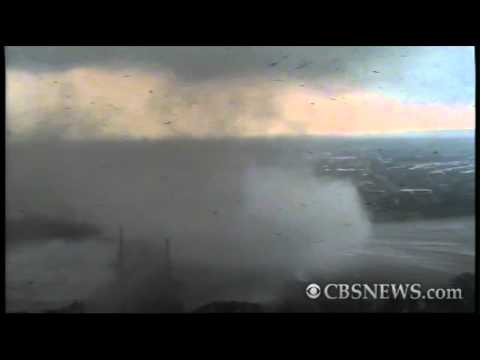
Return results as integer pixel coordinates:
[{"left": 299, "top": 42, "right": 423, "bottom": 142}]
[
  {"left": 5, "top": 46, "right": 404, "bottom": 82},
  {"left": 7, "top": 46, "right": 474, "bottom": 104}
]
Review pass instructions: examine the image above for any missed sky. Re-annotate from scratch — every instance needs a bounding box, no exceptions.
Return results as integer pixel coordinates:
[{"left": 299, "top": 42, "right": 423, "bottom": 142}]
[{"left": 6, "top": 46, "right": 475, "bottom": 140}]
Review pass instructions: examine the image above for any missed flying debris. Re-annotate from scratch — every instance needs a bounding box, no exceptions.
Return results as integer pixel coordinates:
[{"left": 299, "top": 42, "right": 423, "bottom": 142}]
[
  {"left": 399, "top": 188, "right": 433, "bottom": 194},
  {"left": 295, "top": 61, "right": 312, "bottom": 70},
  {"left": 269, "top": 61, "right": 279, "bottom": 67},
  {"left": 372, "top": 70, "right": 380, "bottom": 74}
]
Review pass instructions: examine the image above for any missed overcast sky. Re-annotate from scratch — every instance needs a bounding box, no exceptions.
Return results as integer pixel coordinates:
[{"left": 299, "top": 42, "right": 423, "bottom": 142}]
[{"left": 6, "top": 46, "right": 475, "bottom": 140}]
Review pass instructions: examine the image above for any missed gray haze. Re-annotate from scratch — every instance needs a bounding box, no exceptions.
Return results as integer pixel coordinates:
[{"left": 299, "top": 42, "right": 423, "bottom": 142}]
[
  {"left": 6, "top": 138, "right": 375, "bottom": 311},
  {"left": 6, "top": 139, "right": 371, "bottom": 265}
]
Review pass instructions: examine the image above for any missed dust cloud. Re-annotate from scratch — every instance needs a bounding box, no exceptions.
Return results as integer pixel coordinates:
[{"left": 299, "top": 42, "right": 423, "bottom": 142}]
[{"left": 6, "top": 138, "right": 372, "bottom": 311}]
